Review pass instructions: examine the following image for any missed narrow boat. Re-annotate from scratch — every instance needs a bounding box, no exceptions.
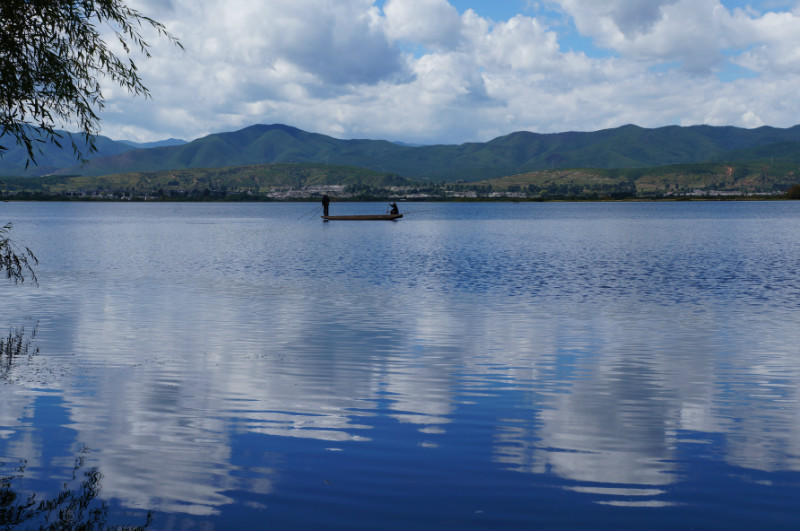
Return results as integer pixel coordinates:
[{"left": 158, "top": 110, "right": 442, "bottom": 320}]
[{"left": 322, "top": 213, "right": 403, "bottom": 221}]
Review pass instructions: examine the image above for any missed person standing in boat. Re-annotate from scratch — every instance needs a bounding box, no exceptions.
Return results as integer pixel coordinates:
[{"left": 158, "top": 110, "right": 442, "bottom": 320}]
[{"left": 322, "top": 193, "right": 330, "bottom": 216}]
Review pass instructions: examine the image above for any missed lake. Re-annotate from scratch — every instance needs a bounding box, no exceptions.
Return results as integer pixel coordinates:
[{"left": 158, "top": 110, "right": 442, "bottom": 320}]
[{"left": 1, "top": 200, "right": 799, "bottom": 530}]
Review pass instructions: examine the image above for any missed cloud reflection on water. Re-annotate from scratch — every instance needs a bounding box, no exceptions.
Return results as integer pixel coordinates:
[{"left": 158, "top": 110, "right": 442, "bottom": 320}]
[
  {"left": 6, "top": 275, "right": 800, "bottom": 514},
  {"left": 1, "top": 202, "right": 800, "bottom": 520}
]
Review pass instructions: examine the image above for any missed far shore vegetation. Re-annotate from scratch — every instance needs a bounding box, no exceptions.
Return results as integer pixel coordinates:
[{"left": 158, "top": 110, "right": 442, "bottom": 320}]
[{"left": 2, "top": 161, "right": 800, "bottom": 202}]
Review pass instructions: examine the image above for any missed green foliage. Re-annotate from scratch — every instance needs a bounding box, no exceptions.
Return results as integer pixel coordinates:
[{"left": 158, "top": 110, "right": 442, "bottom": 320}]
[
  {"left": 787, "top": 184, "right": 800, "bottom": 199},
  {"left": 0, "top": 0, "right": 181, "bottom": 165},
  {"left": 732, "top": 165, "right": 751, "bottom": 181},
  {"left": 0, "top": 163, "right": 414, "bottom": 200},
  {"left": 3, "top": 158, "right": 798, "bottom": 200},
  {"left": 0, "top": 224, "right": 38, "bottom": 284}
]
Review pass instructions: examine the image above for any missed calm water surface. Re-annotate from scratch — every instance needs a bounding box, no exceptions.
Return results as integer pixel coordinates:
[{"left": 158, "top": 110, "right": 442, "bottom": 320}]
[{"left": 1, "top": 201, "right": 800, "bottom": 530}]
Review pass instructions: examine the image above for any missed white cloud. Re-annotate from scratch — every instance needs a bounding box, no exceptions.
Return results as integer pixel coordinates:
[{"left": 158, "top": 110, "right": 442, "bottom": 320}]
[
  {"left": 551, "top": 0, "right": 731, "bottom": 73},
  {"left": 383, "top": 0, "right": 463, "bottom": 49},
  {"left": 555, "top": 0, "right": 681, "bottom": 39},
  {"left": 92, "top": 1, "right": 800, "bottom": 145},
  {"left": 170, "top": 0, "right": 404, "bottom": 86},
  {"left": 731, "top": 10, "right": 800, "bottom": 74},
  {"left": 479, "top": 15, "right": 563, "bottom": 72}
]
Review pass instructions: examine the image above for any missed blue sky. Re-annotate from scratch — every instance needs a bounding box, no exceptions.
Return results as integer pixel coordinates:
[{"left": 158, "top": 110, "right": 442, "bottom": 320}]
[
  {"left": 427, "top": 0, "right": 536, "bottom": 20},
  {"left": 98, "top": 0, "right": 800, "bottom": 144}
]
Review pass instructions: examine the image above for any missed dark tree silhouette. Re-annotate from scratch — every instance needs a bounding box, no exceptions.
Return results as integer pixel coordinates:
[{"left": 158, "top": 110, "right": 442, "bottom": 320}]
[
  {"left": 0, "top": 0, "right": 182, "bottom": 165},
  {"left": 0, "top": 321, "right": 38, "bottom": 381},
  {"left": 0, "top": 224, "right": 37, "bottom": 285},
  {"left": 0, "top": 454, "right": 152, "bottom": 530}
]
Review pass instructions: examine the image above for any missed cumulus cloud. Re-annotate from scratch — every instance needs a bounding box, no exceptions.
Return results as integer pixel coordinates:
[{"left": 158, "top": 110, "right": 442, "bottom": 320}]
[
  {"left": 383, "top": 0, "right": 463, "bottom": 49},
  {"left": 555, "top": 0, "right": 681, "bottom": 39},
  {"left": 550, "top": 0, "right": 800, "bottom": 75},
  {"left": 730, "top": 10, "right": 800, "bottom": 75},
  {"left": 173, "top": 0, "right": 403, "bottom": 86},
  {"left": 552, "top": 0, "right": 731, "bottom": 73},
  {"left": 95, "top": 1, "right": 800, "bottom": 145}
]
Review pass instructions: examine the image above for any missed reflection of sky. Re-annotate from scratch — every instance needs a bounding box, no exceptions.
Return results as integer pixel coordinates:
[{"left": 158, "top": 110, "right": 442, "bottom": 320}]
[{"left": 1, "top": 202, "right": 800, "bottom": 520}]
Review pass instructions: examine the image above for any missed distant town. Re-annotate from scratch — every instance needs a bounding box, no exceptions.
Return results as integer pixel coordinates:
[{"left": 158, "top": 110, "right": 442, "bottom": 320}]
[{"left": 1, "top": 182, "right": 786, "bottom": 202}]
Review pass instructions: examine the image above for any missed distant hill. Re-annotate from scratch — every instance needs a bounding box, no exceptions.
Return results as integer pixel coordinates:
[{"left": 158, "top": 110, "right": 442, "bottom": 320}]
[
  {"left": 57, "top": 124, "right": 414, "bottom": 178},
  {"left": 6, "top": 123, "right": 800, "bottom": 182},
  {"left": 0, "top": 127, "right": 138, "bottom": 177},
  {"left": 0, "top": 127, "right": 187, "bottom": 177},
  {"left": 428, "top": 124, "right": 800, "bottom": 181},
  {"left": 119, "top": 138, "right": 188, "bottom": 149},
  {"left": 724, "top": 141, "right": 800, "bottom": 163},
  {"left": 472, "top": 160, "right": 799, "bottom": 197},
  {"left": 1, "top": 163, "right": 414, "bottom": 198}
]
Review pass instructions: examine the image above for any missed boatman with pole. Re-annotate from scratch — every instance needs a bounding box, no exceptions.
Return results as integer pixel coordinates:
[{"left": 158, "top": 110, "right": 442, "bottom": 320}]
[{"left": 322, "top": 193, "right": 330, "bottom": 216}]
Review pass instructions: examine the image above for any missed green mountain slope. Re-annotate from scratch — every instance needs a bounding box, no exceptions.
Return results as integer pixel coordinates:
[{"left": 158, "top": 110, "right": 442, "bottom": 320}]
[
  {"left": 8, "top": 123, "right": 800, "bottom": 182},
  {"left": 724, "top": 141, "right": 800, "bottom": 163},
  {"left": 0, "top": 127, "right": 141, "bottom": 177}
]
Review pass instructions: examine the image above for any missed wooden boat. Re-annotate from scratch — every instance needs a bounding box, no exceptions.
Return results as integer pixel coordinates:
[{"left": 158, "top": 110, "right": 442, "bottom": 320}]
[{"left": 322, "top": 213, "right": 403, "bottom": 221}]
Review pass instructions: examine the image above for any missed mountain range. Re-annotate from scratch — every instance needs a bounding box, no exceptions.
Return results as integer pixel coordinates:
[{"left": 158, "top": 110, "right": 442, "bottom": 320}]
[{"left": 4, "top": 123, "right": 800, "bottom": 182}]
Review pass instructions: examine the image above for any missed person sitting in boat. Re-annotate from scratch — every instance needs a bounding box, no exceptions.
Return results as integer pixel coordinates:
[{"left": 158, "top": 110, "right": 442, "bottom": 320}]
[{"left": 388, "top": 202, "right": 399, "bottom": 215}]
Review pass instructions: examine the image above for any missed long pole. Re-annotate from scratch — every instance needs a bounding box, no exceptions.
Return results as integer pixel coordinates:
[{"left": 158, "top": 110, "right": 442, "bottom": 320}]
[{"left": 297, "top": 204, "right": 322, "bottom": 220}]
